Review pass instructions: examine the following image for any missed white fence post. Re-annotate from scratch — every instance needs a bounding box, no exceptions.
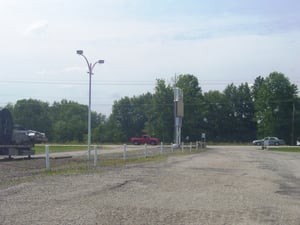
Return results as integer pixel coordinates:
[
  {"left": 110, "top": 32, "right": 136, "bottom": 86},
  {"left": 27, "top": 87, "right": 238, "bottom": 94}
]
[
  {"left": 190, "top": 142, "right": 192, "bottom": 152},
  {"left": 171, "top": 143, "right": 174, "bottom": 153},
  {"left": 123, "top": 144, "right": 127, "bottom": 161},
  {"left": 144, "top": 143, "right": 147, "bottom": 158},
  {"left": 94, "top": 145, "right": 97, "bottom": 167},
  {"left": 160, "top": 142, "right": 163, "bottom": 154},
  {"left": 45, "top": 145, "right": 50, "bottom": 170}
]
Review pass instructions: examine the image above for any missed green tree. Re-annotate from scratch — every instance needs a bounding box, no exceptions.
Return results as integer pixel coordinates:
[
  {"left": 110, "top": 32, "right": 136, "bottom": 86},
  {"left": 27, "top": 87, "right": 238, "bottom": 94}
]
[
  {"left": 131, "top": 93, "right": 153, "bottom": 136},
  {"left": 251, "top": 76, "right": 265, "bottom": 102},
  {"left": 222, "top": 84, "right": 240, "bottom": 141},
  {"left": 202, "top": 83, "right": 255, "bottom": 143},
  {"left": 202, "top": 90, "right": 227, "bottom": 142},
  {"left": 91, "top": 112, "right": 107, "bottom": 143},
  {"left": 254, "top": 72, "right": 298, "bottom": 144},
  {"left": 94, "top": 115, "right": 121, "bottom": 143},
  {"left": 235, "top": 83, "right": 256, "bottom": 141},
  {"left": 293, "top": 98, "right": 300, "bottom": 144},
  {"left": 110, "top": 93, "right": 153, "bottom": 142},
  {"left": 144, "top": 79, "right": 174, "bottom": 142},
  {"left": 13, "top": 99, "right": 52, "bottom": 139},
  {"left": 50, "top": 100, "right": 87, "bottom": 142},
  {"left": 111, "top": 97, "right": 132, "bottom": 142}
]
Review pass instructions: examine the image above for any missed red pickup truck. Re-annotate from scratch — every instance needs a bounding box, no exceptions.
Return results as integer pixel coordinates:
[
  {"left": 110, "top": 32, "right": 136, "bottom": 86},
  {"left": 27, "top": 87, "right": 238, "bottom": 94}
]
[{"left": 130, "top": 135, "right": 159, "bottom": 145}]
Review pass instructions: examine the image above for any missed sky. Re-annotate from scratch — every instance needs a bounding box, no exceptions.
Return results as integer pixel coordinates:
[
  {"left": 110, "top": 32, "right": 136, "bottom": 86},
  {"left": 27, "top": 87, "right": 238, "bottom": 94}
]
[{"left": 0, "top": 0, "right": 300, "bottom": 115}]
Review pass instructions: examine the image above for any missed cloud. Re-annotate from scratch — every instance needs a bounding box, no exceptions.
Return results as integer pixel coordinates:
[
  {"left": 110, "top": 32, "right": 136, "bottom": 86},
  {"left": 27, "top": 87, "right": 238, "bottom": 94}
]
[
  {"left": 24, "top": 20, "right": 48, "bottom": 37},
  {"left": 62, "top": 66, "right": 85, "bottom": 73}
]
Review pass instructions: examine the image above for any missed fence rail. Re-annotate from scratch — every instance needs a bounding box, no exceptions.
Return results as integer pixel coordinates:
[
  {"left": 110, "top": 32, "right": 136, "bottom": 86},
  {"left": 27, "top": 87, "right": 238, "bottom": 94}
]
[
  {"left": 44, "top": 142, "right": 207, "bottom": 170},
  {"left": 0, "top": 142, "right": 206, "bottom": 184}
]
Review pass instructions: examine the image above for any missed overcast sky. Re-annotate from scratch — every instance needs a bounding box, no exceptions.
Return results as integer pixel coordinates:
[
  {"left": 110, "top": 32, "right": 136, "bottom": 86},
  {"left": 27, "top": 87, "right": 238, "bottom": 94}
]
[{"left": 0, "top": 0, "right": 299, "bottom": 115}]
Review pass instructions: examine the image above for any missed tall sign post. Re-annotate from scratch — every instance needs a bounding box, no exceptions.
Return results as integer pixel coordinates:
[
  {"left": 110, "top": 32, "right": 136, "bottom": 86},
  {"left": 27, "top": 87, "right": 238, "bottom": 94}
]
[{"left": 174, "top": 87, "right": 184, "bottom": 147}]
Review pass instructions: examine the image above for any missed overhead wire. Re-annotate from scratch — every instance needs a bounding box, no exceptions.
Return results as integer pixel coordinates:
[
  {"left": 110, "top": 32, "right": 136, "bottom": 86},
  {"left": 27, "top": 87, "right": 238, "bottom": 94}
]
[
  {"left": 1, "top": 78, "right": 299, "bottom": 108},
  {"left": 2, "top": 79, "right": 288, "bottom": 86}
]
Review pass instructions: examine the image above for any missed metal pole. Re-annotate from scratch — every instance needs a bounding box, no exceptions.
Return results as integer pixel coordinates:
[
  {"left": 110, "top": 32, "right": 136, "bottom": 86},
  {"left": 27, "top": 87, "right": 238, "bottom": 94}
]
[
  {"left": 291, "top": 102, "right": 295, "bottom": 145},
  {"left": 45, "top": 145, "right": 50, "bottom": 170},
  {"left": 144, "top": 143, "right": 147, "bottom": 158},
  {"left": 88, "top": 66, "right": 92, "bottom": 161},
  {"left": 93, "top": 145, "right": 97, "bottom": 167},
  {"left": 123, "top": 144, "right": 127, "bottom": 161},
  {"left": 76, "top": 51, "right": 104, "bottom": 161}
]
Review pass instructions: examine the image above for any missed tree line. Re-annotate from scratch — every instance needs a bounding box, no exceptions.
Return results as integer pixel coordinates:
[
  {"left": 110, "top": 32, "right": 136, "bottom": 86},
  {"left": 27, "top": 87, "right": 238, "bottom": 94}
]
[{"left": 4, "top": 71, "right": 300, "bottom": 145}]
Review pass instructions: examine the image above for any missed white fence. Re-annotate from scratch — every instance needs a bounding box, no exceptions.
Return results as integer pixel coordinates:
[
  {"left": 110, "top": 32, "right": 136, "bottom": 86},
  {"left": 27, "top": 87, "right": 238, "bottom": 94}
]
[{"left": 45, "top": 141, "right": 206, "bottom": 170}]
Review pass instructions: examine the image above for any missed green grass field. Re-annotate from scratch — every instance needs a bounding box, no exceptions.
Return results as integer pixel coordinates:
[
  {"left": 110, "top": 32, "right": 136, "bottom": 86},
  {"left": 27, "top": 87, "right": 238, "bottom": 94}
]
[
  {"left": 33, "top": 145, "right": 88, "bottom": 154},
  {"left": 33, "top": 144, "right": 119, "bottom": 154},
  {"left": 269, "top": 147, "right": 300, "bottom": 152}
]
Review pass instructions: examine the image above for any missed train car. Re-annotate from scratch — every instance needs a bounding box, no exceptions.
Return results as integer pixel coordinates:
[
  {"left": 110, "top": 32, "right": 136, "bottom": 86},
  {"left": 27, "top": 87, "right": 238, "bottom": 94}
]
[{"left": 0, "top": 108, "right": 47, "bottom": 159}]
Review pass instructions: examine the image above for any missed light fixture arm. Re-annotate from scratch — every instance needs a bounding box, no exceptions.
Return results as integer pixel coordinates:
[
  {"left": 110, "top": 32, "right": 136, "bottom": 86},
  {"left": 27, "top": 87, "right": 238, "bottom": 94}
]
[
  {"left": 78, "top": 53, "right": 93, "bottom": 74},
  {"left": 91, "top": 61, "right": 100, "bottom": 73}
]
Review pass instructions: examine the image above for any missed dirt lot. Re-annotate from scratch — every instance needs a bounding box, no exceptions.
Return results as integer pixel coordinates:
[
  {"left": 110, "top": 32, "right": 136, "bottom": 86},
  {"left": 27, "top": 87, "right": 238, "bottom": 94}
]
[{"left": 1, "top": 146, "right": 300, "bottom": 225}]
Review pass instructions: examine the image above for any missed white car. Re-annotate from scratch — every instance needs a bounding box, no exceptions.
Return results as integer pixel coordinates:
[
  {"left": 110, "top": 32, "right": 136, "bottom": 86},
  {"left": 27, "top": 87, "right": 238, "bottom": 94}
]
[{"left": 252, "top": 137, "right": 285, "bottom": 146}]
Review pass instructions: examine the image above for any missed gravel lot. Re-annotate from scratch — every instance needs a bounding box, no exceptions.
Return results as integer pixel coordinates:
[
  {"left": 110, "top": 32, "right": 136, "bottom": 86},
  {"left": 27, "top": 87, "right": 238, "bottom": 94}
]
[{"left": 1, "top": 146, "right": 300, "bottom": 225}]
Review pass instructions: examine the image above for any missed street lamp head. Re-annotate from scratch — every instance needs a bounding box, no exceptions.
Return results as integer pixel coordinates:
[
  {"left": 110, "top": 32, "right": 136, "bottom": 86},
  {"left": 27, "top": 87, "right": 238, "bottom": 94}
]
[
  {"left": 98, "top": 60, "right": 104, "bottom": 64},
  {"left": 76, "top": 50, "right": 83, "bottom": 55}
]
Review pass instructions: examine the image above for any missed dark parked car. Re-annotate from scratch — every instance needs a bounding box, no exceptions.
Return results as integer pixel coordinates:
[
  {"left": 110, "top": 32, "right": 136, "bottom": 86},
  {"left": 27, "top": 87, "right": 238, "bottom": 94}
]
[
  {"left": 12, "top": 126, "right": 48, "bottom": 144},
  {"left": 252, "top": 137, "right": 285, "bottom": 146}
]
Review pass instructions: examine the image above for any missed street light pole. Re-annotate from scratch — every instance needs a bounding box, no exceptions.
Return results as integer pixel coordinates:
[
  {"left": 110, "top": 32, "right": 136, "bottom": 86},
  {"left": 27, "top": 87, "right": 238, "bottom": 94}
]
[{"left": 76, "top": 50, "right": 104, "bottom": 160}]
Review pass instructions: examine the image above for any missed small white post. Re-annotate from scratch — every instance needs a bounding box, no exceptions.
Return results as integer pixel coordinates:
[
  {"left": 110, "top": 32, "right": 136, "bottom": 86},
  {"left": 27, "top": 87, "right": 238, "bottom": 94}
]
[
  {"left": 144, "top": 143, "right": 147, "bottom": 158},
  {"left": 94, "top": 145, "right": 97, "bottom": 167},
  {"left": 160, "top": 142, "right": 163, "bottom": 154},
  {"left": 123, "top": 144, "right": 127, "bottom": 161},
  {"left": 171, "top": 143, "right": 174, "bottom": 153},
  {"left": 190, "top": 142, "right": 192, "bottom": 152},
  {"left": 45, "top": 145, "right": 50, "bottom": 170},
  {"left": 182, "top": 142, "right": 184, "bottom": 152}
]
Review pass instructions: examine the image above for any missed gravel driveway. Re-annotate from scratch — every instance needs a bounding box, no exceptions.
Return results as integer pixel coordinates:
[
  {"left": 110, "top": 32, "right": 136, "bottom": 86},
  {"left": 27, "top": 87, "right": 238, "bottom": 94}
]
[{"left": 1, "top": 146, "right": 300, "bottom": 225}]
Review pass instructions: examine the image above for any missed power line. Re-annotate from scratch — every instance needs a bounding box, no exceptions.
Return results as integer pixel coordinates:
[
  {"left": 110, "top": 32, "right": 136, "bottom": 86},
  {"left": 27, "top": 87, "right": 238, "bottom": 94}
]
[
  {"left": 1, "top": 78, "right": 299, "bottom": 86},
  {"left": 0, "top": 80, "right": 156, "bottom": 86}
]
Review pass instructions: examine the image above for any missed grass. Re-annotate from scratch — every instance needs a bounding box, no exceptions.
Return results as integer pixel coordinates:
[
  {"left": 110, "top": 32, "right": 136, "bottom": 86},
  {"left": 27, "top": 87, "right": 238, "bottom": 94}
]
[
  {"left": 33, "top": 144, "right": 115, "bottom": 154},
  {"left": 33, "top": 145, "right": 87, "bottom": 154},
  {"left": 269, "top": 147, "right": 300, "bottom": 152},
  {"left": 206, "top": 142, "right": 253, "bottom": 146}
]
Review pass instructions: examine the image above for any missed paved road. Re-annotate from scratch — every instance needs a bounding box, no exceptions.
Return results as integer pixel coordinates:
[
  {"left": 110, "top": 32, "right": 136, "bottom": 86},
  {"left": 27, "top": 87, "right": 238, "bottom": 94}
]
[{"left": 1, "top": 146, "right": 300, "bottom": 225}]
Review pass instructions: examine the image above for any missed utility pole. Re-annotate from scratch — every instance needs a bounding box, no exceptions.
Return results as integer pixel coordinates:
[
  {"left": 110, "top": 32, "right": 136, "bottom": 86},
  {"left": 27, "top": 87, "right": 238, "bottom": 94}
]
[
  {"left": 173, "top": 74, "right": 184, "bottom": 147},
  {"left": 291, "top": 102, "right": 295, "bottom": 145}
]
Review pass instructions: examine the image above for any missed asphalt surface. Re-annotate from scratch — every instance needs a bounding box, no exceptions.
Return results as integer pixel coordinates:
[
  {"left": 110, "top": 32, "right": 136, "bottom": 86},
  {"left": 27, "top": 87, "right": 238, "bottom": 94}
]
[{"left": 1, "top": 146, "right": 300, "bottom": 225}]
